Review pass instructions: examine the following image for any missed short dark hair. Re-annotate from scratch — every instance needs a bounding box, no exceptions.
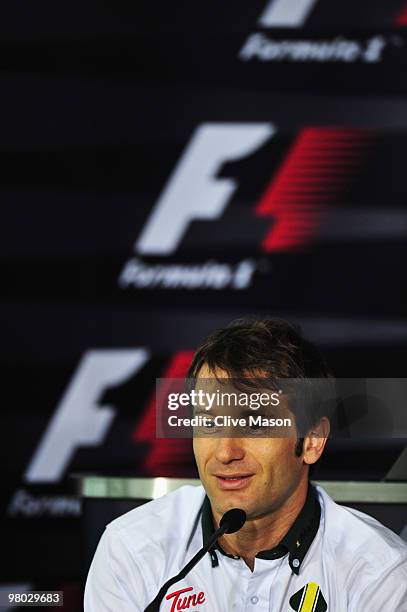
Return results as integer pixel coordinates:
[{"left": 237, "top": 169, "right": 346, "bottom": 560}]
[
  {"left": 188, "top": 317, "right": 331, "bottom": 381},
  {"left": 188, "top": 317, "right": 334, "bottom": 458}
]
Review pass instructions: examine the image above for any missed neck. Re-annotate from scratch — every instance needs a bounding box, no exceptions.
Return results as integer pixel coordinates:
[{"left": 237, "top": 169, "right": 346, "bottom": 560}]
[{"left": 214, "top": 477, "right": 309, "bottom": 570}]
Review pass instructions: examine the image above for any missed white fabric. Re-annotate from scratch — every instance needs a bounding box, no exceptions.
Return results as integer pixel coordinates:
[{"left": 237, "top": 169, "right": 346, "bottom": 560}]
[{"left": 84, "top": 484, "right": 407, "bottom": 611}]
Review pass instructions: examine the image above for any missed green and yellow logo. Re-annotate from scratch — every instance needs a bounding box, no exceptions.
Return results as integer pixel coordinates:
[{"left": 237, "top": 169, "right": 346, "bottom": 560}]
[{"left": 289, "top": 582, "right": 327, "bottom": 612}]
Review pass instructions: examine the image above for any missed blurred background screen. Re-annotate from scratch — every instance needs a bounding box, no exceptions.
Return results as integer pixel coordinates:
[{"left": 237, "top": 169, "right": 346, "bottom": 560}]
[{"left": 2, "top": 0, "right": 407, "bottom": 609}]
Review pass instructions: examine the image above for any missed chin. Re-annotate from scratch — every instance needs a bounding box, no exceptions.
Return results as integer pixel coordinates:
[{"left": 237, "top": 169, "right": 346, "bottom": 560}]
[{"left": 217, "top": 496, "right": 252, "bottom": 515}]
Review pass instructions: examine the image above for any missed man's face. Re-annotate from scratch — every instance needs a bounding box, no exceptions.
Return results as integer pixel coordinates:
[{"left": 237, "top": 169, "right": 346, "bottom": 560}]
[{"left": 192, "top": 364, "right": 305, "bottom": 520}]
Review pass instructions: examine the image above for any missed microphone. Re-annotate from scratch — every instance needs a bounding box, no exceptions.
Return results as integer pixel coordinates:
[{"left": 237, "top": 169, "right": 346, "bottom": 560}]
[
  {"left": 144, "top": 508, "right": 247, "bottom": 612},
  {"left": 219, "top": 508, "right": 247, "bottom": 533}
]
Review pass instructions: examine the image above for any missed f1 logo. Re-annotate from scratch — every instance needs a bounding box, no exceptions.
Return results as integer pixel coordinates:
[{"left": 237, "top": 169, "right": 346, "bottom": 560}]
[
  {"left": 259, "top": 0, "right": 319, "bottom": 28},
  {"left": 25, "top": 350, "right": 150, "bottom": 483},
  {"left": 136, "top": 123, "right": 275, "bottom": 256}
]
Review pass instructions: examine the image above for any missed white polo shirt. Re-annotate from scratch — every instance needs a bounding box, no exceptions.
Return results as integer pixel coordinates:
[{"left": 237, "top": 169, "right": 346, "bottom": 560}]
[{"left": 84, "top": 484, "right": 407, "bottom": 612}]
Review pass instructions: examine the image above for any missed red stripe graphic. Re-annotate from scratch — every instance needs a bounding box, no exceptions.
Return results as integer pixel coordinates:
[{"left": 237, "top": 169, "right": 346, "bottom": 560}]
[
  {"left": 255, "top": 127, "right": 371, "bottom": 252},
  {"left": 395, "top": 4, "right": 407, "bottom": 25},
  {"left": 132, "top": 351, "right": 195, "bottom": 476}
]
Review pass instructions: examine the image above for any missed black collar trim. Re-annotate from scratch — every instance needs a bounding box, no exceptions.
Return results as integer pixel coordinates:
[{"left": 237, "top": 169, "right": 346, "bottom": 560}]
[{"left": 201, "top": 483, "right": 320, "bottom": 574}]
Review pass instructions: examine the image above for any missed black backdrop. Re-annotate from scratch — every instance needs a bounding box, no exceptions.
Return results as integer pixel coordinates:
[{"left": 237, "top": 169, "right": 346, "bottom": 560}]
[{"left": 2, "top": 1, "right": 407, "bottom": 608}]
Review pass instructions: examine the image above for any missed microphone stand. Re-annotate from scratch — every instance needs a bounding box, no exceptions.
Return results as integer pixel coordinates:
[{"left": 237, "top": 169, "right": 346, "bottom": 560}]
[{"left": 143, "top": 523, "right": 228, "bottom": 612}]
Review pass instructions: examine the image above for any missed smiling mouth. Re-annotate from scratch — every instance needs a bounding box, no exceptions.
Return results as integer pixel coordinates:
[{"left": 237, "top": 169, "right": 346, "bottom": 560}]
[
  {"left": 216, "top": 475, "right": 252, "bottom": 479},
  {"left": 214, "top": 475, "right": 254, "bottom": 489}
]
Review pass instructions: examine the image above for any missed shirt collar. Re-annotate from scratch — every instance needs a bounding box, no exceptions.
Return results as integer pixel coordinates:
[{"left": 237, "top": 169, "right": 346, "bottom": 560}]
[{"left": 200, "top": 483, "right": 321, "bottom": 575}]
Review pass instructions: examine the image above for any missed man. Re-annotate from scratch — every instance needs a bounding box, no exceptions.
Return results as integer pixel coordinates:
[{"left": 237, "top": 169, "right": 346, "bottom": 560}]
[{"left": 85, "top": 318, "right": 407, "bottom": 611}]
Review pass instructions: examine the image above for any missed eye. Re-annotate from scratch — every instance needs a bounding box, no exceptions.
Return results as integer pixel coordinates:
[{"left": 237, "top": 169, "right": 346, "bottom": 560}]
[{"left": 194, "top": 417, "right": 218, "bottom": 436}]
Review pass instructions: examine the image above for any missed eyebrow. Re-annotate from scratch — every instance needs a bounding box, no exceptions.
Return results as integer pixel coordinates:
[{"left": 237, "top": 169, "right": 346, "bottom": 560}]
[
  {"left": 193, "top": 408, "right": 271, "bottom": 418},
  {"left": 193, "top": 408, "right": 215, "bottom": 416},
  {"left": 239, "top": 409, "right": 270, "bottom": 418}
]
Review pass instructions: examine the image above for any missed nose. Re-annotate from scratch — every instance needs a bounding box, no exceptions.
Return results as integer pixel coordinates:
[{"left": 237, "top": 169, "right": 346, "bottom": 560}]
[{"left": 214, "top": 436, "right": 245, "bottom": 464}]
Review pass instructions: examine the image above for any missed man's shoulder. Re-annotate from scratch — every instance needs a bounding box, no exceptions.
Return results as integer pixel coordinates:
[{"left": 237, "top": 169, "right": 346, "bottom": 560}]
[
  {"left": 316, "top": 484, "right": 407, "bottom": 571},
  {"left": 105, "top": 484, "right": 206, "bottom": 557}
]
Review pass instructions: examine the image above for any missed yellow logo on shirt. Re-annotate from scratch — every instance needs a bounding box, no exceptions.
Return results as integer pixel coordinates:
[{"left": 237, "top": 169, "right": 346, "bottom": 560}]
[{"left": 289, "top": 582, "right": 327, "bottom": 612}]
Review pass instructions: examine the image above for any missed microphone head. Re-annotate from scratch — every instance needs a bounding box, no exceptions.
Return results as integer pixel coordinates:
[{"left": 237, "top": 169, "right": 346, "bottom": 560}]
[{"left": 219, "top": 508, "right": 247, "bottom": 534}]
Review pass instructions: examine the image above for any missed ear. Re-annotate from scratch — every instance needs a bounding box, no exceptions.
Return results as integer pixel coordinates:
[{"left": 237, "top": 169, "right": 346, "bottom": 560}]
[{"left": 302, "top": 417, "right": 330, "bottom": 465}]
